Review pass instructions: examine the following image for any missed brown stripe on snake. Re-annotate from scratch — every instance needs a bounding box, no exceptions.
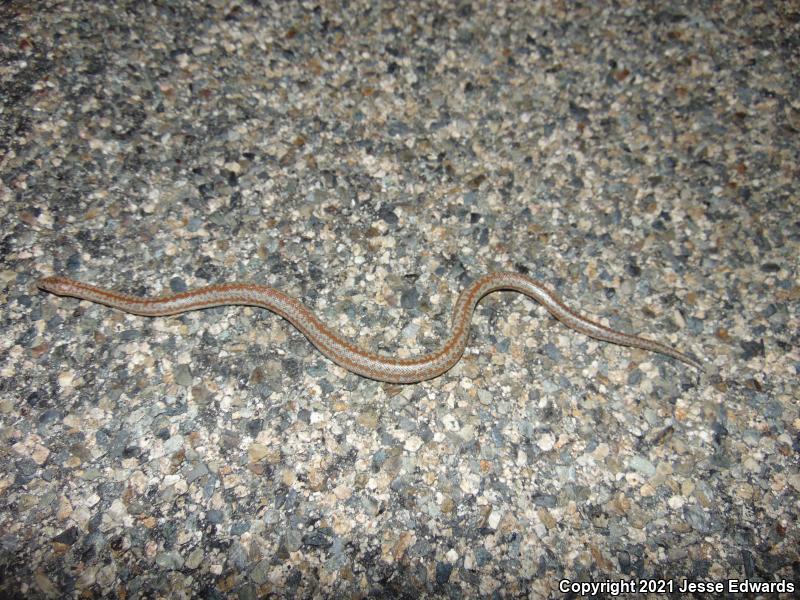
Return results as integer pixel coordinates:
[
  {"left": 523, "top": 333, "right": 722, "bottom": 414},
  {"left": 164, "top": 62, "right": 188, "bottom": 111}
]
[{"left": 38, "top": 272, "right": 704, "bottom": 383}]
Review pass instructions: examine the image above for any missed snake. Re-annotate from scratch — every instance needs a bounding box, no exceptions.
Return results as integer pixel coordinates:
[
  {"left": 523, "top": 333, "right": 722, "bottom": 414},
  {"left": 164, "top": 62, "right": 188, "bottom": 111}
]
[{"left": 37, "top": 272, "right": 703, "bottom": 383}]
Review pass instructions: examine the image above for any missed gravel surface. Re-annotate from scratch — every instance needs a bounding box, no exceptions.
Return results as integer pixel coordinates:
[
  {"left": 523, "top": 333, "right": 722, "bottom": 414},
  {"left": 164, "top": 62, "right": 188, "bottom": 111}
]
[{"left": 1, "top": 1, "right": 798, "bottom": 598}]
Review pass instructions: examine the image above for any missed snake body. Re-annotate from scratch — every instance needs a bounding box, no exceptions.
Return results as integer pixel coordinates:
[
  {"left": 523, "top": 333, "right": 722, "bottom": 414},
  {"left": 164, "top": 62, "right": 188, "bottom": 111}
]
[{"left": 38, "top": 272, "right": 703, "bottom": 383}]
